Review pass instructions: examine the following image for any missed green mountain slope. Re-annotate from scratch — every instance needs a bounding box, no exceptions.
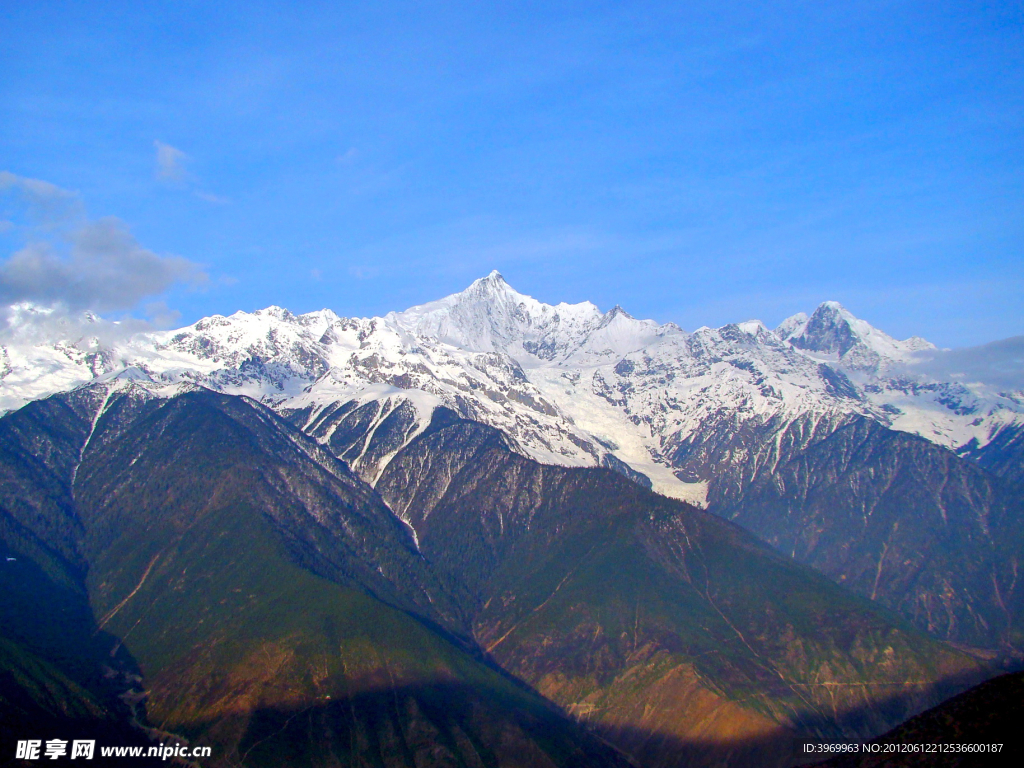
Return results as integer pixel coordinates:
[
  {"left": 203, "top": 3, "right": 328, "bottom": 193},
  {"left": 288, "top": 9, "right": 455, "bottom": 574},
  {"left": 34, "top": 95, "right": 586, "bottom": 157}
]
[
  {"left": 377, "top": 413, "right": 985, "bottom": 768},
  {"left": 65, "top": 389, "right": 629, "bottom": 767},
  {"left": 0, "top": 387, "right": 1003, "bottom": 768},
  {"left": 711, "top": 417, "right": 1024, "bottom": 651}
]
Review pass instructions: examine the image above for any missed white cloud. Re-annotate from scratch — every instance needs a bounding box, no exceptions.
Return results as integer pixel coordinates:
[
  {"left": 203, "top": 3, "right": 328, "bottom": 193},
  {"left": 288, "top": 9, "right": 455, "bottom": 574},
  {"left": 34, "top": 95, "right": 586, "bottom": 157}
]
[
  {"left": 0, "top": 302, "right": 159, "bottom": 346},
  {"left": 143, "top": 300, "right": 182, "bottom": 328}
]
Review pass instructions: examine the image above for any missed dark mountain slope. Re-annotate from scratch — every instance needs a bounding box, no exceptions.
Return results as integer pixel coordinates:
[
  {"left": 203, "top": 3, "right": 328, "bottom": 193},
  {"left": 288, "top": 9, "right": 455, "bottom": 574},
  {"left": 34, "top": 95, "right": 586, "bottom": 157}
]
[
  {"left": 65, "top": 390, "right": 629, "bottom": 767},
  {"left": 811, "top": 670, "right": 1023, "bottom": 767},
  {"left": 283, "top": 397, "right": 429, "bottom": 484},
  {"left": 0, "top": 380, "right": 167, "bottom": 588},
  {"left": 82, "top": 389, "right": 471, "bottom": 635},
  {"left": 293, "top": 394, "right": 1024, "bottom": 655},
  {"left": 958, "top": 421, "right": 1024, "bottom": 487},
  {"left": 711, "top": 417, "right": 1024, "bottom": 651},
  {"left": 666, "top": 411, "right": 858, "bottom": 504},
  {"left": 0, "top": 388, "right": 94, "bottom": 578},
  {"left": 2, "top": 384, "right": 1010, "bottom": 767},
  {"left": 0, "top": 636, "right": 161, "bottom": 766},
  {"left": 376, "top": 413, "right": 983, "bottom": 768},
  {"left": 0, "top": 386, "right": 160, "bottom": 755}
]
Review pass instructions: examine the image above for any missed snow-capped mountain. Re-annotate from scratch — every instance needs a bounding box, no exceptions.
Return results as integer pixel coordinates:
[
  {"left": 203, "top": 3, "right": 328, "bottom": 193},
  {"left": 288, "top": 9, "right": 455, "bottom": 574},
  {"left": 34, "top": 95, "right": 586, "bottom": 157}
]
[{"left": 1, "top": 271, "right": 1022, "bottom": 503}]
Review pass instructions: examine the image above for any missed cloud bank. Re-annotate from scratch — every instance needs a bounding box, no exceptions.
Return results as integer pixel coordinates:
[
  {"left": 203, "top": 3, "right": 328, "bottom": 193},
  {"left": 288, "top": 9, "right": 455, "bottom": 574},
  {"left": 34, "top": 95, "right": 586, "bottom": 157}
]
[
  {"left": 905, "top": 337, "right": 1024, "bottom": 392},
  {"left": 0, "top": 217, "right": 204, "bottom": 312},
  {"left": 1, "top": 171, "right": 206, "bottom": 340}
]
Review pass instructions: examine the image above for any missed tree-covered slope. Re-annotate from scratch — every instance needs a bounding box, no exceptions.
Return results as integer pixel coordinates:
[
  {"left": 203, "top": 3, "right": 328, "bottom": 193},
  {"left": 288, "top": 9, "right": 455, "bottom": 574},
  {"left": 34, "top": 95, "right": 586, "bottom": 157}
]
[
  {"left": 0, "top": 386, "right": 1005, "bottom": 768},
  {"left": 46, "top": 388, "right": 631, "bottom": 767},
  {"left": 710, "top": 417, "right": 1024, "bottom": 651},
  {"left": 376, "top": 413, "right": 984, "bottom": 768}
]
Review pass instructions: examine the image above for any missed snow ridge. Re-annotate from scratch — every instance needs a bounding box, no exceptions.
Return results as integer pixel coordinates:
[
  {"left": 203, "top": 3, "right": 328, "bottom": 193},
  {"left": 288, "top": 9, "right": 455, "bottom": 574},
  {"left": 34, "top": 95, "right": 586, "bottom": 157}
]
[{"left": 2, "top": 275, "right": 1021, "bottom": 503}]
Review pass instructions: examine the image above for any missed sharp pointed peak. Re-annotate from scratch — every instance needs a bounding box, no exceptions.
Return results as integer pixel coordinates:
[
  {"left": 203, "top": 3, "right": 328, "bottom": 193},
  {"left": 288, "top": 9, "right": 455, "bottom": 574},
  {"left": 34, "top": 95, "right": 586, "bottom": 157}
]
[
  {"left": 454, "top": 271, "right": 528, "bottom": 304},
  {"left": 468, "top": 270, "right": 508, "bottom": 288},
  {"left": 813, "top": 300, "right": 854, "bottom": 318},
  {"left": 602, "top": 304, "right": 635, "bottom": 322}
]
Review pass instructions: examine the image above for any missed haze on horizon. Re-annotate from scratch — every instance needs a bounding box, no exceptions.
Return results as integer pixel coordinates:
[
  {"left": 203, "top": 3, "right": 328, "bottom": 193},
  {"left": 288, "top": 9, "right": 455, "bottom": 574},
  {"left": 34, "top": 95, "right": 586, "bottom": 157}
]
[{"left": 1, "top": 1, "right": 1022, "bottom": 350}]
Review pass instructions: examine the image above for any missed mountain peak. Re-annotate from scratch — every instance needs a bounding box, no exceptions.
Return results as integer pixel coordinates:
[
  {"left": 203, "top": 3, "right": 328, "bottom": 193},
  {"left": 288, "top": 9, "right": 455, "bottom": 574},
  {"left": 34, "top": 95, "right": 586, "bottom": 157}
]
[
  {"left": 818, "top": 300, "right": 849, "bottom": 313},
  {"left": 789, "top": 301, "right": 863, "bottom": 357},
  {"left": 786, "top": 301, "right": 935, "bottom": 365},
  {"left": 394, "top": 273, "right": 604, "bottom": 355},
  {"left": 776, "top": 312, "right": 809, "bottom": 340},
  {"left": 459, "top": 270, "right": 520, "bottom": 301},
  {"left": 254, "top": 305, "right": 294, "bottom": 321}
]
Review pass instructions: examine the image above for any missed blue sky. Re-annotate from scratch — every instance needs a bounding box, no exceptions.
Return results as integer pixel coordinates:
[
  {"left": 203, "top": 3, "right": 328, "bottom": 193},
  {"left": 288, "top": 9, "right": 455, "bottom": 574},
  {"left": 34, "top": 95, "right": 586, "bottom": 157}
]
[{"left": 1, "top": 0, "right": 1021, "bottom": 347}]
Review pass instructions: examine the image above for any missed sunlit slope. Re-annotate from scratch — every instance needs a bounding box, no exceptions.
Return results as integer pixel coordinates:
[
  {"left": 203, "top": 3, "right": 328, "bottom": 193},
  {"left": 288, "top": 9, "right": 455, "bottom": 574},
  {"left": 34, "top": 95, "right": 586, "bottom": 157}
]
[
  {"left": 78, "top": 389, "right": 472, "bottom": 634},
  {"left": 71, "top": 391, "right": 628, "bottom": 768},
  {"left": 377, "top": 416, "right": 983, "bottom": 768}
]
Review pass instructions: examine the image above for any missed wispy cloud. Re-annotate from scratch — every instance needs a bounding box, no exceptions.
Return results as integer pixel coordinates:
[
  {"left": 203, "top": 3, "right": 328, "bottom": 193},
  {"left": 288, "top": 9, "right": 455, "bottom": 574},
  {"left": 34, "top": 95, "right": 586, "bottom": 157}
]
[
  {"left": 153, "top": 142, "right": 229, "bottom": 204},
  {"left": 154, "top": 140, "right": 190, "bottom": 183},
  {"left": 0, "top": 170, "right": 83, "bottom": 227},
  {"left": 195, "top": 190, "right": 230, "bottom": 205},
  {"left": 348, "top": 265, "right": 379, "bottom": 280}
]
